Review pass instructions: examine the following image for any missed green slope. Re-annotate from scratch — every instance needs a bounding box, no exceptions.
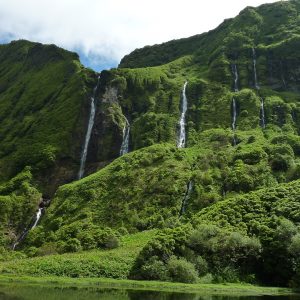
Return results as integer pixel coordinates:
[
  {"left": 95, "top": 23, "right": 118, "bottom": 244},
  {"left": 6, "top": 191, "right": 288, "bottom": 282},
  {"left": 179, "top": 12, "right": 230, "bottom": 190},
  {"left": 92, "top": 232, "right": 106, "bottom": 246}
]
[
  {"left": 1, "top": 0, "right": 300, "bottom": 289},
  {"left": 0, "top": 231, "right": 156, "bottom": 278},
  {"left": 0, "top": 40, "right": 96, "bottom": 194}
]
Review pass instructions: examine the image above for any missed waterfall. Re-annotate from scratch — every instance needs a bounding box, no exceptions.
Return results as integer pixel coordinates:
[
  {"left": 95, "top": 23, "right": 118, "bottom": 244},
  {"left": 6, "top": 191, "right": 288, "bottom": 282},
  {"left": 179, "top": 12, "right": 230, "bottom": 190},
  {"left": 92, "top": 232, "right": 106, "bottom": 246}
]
[
  {"left": 232, "top": 98, "right": 237, "bottom": 131},
  {"left": 260, "top": 98, "right": 266, "bottom": 129},
  {"left": 252, "top": 48, "right": 259, "bottom": 90},
  {"left": 12, "top": 230, "right": 27, "bottom": 250},
  {"left": 120, "top": 116, "right": 130, "bottom": 156},
  {"left": 32, "top": 208, "right": 43, "bottom": 229},
  {"left": 252, "top": 48, "right": 266, "bottom": 129},
  {"left": 231, "top": 64, "right": 239, "bottom": 145},
  {"left": 177, "top": 81, "right": 188, "bottom": 148},
  {"left": 232, "top": 98, "right": 237, "bottom": 146},
  {"left": 232, "top": 64, "right": 239, "bottom": 92},
  {"left": 180, "top": 181, "right": 193, "bottom": 216},
  {"left": 78, "top": 75, "right": 100, "bottom": 180},
  {"left": 12, "top": 206, "right": 44, "bottom": 250}
]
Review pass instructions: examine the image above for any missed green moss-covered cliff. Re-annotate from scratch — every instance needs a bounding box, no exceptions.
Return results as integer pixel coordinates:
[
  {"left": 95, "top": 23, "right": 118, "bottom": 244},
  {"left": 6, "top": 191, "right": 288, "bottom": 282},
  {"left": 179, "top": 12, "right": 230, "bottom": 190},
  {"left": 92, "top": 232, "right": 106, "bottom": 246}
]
[{"left": 1, "top": 0, "right": 300, "bottom": 287}]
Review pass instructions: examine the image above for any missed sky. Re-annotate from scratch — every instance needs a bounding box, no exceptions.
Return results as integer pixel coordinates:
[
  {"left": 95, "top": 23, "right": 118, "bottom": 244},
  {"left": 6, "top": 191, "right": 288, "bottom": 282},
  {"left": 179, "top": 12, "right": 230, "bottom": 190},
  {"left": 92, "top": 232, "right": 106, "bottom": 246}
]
[{"left": 0, "top": 0, "right": 279, "bottom": 71}]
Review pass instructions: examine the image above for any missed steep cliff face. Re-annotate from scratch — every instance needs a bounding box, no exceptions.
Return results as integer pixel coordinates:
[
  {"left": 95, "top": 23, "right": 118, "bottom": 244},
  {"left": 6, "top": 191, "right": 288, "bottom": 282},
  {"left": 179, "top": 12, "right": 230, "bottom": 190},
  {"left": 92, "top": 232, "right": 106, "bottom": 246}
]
[
  {"left": 0, "top": 40, "right": 99, "bottom": 195},
  {"left": 0, "top": 40, "right": 101, "bottom": 244},
  {"left": 39, "top": 0, "right": 300, "bottom": 246},
  {"left": 112, "top": 1, "right": 300, "bottom": 149}
]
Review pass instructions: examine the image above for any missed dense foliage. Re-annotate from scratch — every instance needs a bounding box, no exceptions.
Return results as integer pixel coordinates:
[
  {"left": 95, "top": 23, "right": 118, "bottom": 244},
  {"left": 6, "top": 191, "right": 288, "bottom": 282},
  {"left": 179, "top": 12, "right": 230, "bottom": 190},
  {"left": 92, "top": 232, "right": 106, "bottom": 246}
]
[
  {"left": 131, "top": 181, "right": 300, "bottom": 286},
  {"left": 0, "top": 168, "right": 40, "bottom": 250},
  {"left": 0, "top": 40, "right": 96, "bottom": 194},
  {"left": 1, "top": 0, "right": 300, "bottom": 288}
]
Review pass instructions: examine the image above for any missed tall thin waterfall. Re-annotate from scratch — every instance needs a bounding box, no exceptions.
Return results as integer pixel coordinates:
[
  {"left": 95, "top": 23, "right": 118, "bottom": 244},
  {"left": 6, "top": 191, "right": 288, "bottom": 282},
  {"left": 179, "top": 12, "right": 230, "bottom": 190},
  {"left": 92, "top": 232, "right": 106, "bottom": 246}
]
[
  {"left": 232, "top": 98, "right": 237, "bottom": 146},
  {"left": 12, "top": 206, "right": 44, "bottom": 250},
  {"left": 252, "top": 48, "right": 266, "bottom": 129},
  {"left": 120, "top": 116, "right": 130, "bottom": 156},
  {"left": 32, "top": 208, "right": 43, "bottom": 229},
  {"left": 252, "top": 48, "right": 259, "bottom": 90},
  {"left": 232, "top": 98, "right": 237, "bottom": 131},
  {"left": 180, "top": 181, "right": 193, "bottom": 216},
  {"left": 78, "top": 76, "right": 100, "bottom": 180},
  {"left": 177, "top": 81, "right": 188, "bottom": 148},
  {"left": 232, "top": 64, "right": 239, "bottom": 92},
  {"left": 260, "top": 98, "right": 266, "bottom": 129},
  {"left": 231, "top": 64, "right": 239, "bottom": 145}
]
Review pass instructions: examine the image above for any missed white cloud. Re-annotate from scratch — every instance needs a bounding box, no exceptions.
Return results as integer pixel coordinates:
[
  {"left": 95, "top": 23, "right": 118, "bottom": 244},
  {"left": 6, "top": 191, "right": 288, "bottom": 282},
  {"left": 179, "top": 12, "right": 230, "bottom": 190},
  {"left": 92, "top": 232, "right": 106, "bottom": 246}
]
[{"left": 0, "top": 0, "right": 279, "bottom": 68}]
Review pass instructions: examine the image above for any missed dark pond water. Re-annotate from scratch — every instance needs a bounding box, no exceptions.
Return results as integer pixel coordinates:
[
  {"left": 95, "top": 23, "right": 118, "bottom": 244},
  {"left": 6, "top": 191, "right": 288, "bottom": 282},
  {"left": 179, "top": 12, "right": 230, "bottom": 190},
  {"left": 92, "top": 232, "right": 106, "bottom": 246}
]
[{"left": 0, "top": 283, "right": 299, "bottom": 300}]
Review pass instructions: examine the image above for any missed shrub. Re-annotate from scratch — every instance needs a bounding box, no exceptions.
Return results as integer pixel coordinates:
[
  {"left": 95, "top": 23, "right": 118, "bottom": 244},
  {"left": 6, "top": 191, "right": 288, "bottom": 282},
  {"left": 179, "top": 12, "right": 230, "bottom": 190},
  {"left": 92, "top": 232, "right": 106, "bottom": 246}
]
[
  {"left": 105, "top": 234, "right": 120, "bottom": 249},
  {"left": 287, "top": 163, "right": 300, "bottom": 180},
  {"left": 214, "top": 266, "right": 240, "bottom": 283},
  {"left": 270, "top": 153, "right": 292, "bottom": 171},
  {"left": 139, "top": 256, "right": 168, "bottom": 281},
  {"left": 63, "top": 238, "right": 82, "bottom": 253},
  {"left": 25, "top": 246, "right": 38, "bottom": 257},
  {"left": 262, "top": 218, "right": 298, "bottom": 286},
  {"left": 194, "top": 256, "right": 209, "bottom": 276},
  {"left": 167, "top": 256, "right": 198, "bottom": 283},
  {"left": 77, "top": 232, "right": 96, "bottom": 250},
  {"left": 289, "top": 233, "right": 300, "bottom": 257},
  {"left": 36, "top": 242, "right": 58, "bottom": 256},
  {"left": 188, "top": 224, "right": 261, "bottom": 273},
  {"left": 289, "top": 233, "right": 300, "bottom": 287},
  {"left": 198, "top": 273, "right": 213, "bottom": 284},
  {"left": 94, "top": 228, "right": 120, "bottom": 249}
]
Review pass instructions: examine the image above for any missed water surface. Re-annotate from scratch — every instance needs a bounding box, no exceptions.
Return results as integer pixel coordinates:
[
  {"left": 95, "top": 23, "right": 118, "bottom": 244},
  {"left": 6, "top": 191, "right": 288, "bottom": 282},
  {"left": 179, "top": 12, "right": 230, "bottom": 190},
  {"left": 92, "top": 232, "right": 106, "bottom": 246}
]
[{"left": 0, "top": 283, "right": 299, "bottom": 300}]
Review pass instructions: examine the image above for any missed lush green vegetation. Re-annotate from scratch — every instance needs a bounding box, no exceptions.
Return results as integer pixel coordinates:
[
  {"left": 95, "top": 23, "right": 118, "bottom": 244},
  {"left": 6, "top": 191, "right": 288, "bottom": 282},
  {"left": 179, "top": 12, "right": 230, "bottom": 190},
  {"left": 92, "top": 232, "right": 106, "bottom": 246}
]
[
  {"left": 1, "top": 0, "right": 300, "bottom": 290},
  {"left": 0, "top": 40, "right": 97, "bottom": 245},
  {"left": 130, "top": 180, "right": 300, "bottom": 286},
  {"left": 0, "top": 168, "right": 40, "bottom": 250},
  {"left": 0, "top": 40, "right": 96, "bottom": 194},
  {"left": 0, "top": 231, "right": 156, "bottom": 278}
]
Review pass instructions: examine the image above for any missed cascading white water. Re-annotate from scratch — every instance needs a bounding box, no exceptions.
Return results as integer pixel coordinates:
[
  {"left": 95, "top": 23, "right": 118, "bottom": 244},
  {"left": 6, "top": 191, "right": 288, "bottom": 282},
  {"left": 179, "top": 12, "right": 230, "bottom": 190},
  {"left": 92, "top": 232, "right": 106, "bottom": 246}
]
[
  {"left": 12, "top": 207, "right": 44, "bottom": 250},
  {"left": 120, "top": 116, "right": 130, "bottom": 156},
  {"left": 232, "top": 98, "right": 237, "bottom": 131},
  {"left": 260, "top": 98, "right": 266, "bottom": 129},
  {"left": 252, "top": 48, "right": 259, "bottom": 90},
  {"left": 232, "top": 64, "right": 239, "bottom": 92},
  {"left": 252, "top": 48, "right": 266, "bottom": 129},
  {"left": 231, "top": 64, "right": 239, "bottom": 145},
  {"left": 12, "top": 232, "right": 26, "bottom": 250},
  {"left": 232, "top": 98, "right": 237, "bottom": 146},
  {"left": 78, "top": 76, "right": 100, "bottom": 180},
  {"left": 177, "top": 81, "right": 188, "bottom": 148},
  {"left": 32, "top": 208, "right": 43, "bottom": 229},
  {"left": 180, "top": 181, "right": 193, "bottom": 216}
]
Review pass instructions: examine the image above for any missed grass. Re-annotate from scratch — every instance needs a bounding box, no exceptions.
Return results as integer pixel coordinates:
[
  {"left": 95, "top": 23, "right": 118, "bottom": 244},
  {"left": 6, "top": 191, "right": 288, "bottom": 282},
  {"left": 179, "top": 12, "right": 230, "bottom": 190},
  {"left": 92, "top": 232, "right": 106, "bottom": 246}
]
[
  {"left": 1, "top": 230, "right": 300, "bottom": 296},
  {"left": 0, "top": 275, "right": 298, "bottom": 296},
  {"left": 0, "top": 231, "right": 156, "bottom": 279}
]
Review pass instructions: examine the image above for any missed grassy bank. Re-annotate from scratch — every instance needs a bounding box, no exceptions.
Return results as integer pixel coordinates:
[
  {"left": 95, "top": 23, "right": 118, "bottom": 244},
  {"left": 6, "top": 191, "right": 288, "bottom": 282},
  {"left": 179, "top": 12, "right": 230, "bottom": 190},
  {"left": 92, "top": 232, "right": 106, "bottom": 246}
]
[
  {"left": 0, "top": 231, "right": 156, "bottom": 278},
  {"left": 0, "top": 274, "right": 298, "bottom": 296}
]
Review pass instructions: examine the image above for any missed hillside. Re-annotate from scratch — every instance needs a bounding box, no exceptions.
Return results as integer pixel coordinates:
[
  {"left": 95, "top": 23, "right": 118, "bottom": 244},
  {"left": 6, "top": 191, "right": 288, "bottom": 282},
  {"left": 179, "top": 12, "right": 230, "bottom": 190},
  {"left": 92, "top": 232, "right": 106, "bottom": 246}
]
[
  {"left": 1, "top": 0, "right": 300, "bottom": 288},
  {"left": 0, "top": 40, "right": 96, "bottom": 194}
]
